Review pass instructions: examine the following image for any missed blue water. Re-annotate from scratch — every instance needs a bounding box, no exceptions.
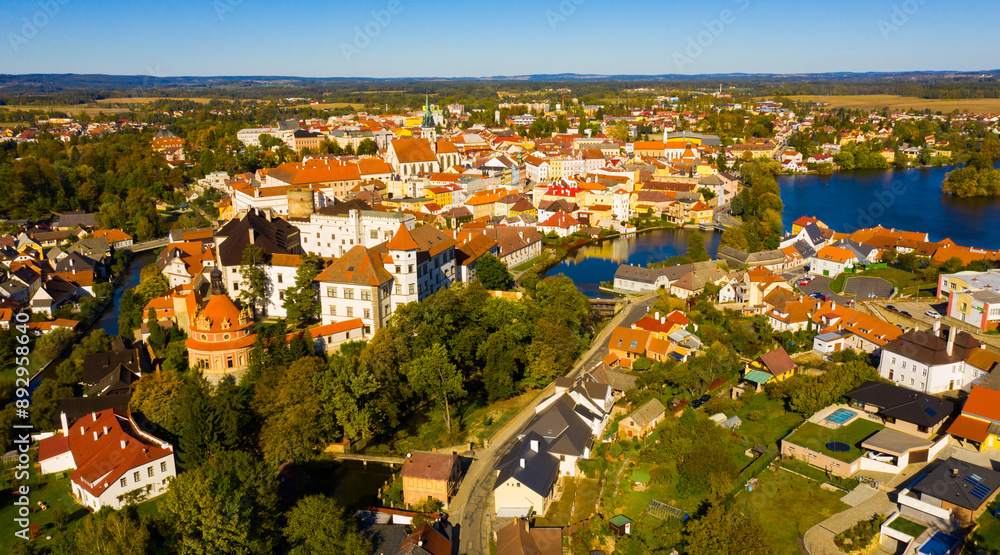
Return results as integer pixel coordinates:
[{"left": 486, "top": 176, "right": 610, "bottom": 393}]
[
  {"left": 826, "top": 408, "right": 857, "bottom": 425},
  {"left": 918, "top": 531, "right": 960, "bottom": 555},
  {"left": 545, "top": 228, "right": 721, "bottom": 298},
  {"left": 779, "top": 164, "right": 1000, "bottom": 250}
]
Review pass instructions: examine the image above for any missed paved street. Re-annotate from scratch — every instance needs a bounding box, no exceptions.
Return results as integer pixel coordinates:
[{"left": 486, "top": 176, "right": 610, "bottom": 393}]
[{"left": 451, "top": 293, "right": 657, "bottom": 554}]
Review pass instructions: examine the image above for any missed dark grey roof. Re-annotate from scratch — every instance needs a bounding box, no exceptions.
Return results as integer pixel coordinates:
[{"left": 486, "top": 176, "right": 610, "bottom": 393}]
[
  {"left": 881, "top": 328, "right": 981, "bottom": 367},
  {"left": 833, "top": 239, "right": 877, "bottom": 261},
  {"left": 912, "top": 457, "right": 1000, "bottom": 510},
  {"left": 521, "top": 396, "right": 578, "bottom": 442},
  {"left": 803, "top": 222, "right": 826, "bottom": 244},
  {"left": 846, "top": 381, "right": 956, "bottom": 427},
  {"left": 215, "top": 209, "right": 300, "bottom": 266},
  {"left": 81, "top": 345, "right": 147, "bottom": 386},
  {"left": 55, "top": 212, "right": 97, "bottom": 228},
  {"left": 53, "top": 394, "right": 132, "bottom": 430},
  {"left": 313, "top": 198, "right": 372, "bottom": 217},
  {"left": 54, "top": 252, "right": 99, "bottom": 273},
  {"left": 494, "top": 431, "right": 559, "bottom": 497},
  {"left": 792, "top": 240, "right": 817, "bottom": 259},
  {"left": 87, "top": 365, "right": 138, "bottom": 396}
]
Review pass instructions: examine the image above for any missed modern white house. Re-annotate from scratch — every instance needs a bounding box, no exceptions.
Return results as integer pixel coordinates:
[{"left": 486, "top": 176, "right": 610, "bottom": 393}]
[{"left": 877, "top": 325, "right": 1000, "bottom": 394}]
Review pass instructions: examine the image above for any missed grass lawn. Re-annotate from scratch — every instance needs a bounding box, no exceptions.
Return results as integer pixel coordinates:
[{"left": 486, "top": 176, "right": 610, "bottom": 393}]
[
  {"left": 512, "top": 257, "right": 542, "bottom": 272},
  {"left": 391, "top": 389, "right": 539, "bottom": 453},
  {"left": 734, "top": 467, "right": 850, "bottom": 554},
  {"left": 572, "top": 478, "right": 600, "bottom": 523},
  {"left": 830, "top": 274, "right": 847, "bottom": 294},
  {"left": 967, "top": 502, "right": 1000, "bottom": 553},
  {"left": 732, "top": 394, "right": 805, "bottom": 447},
  {"left": 888, "top": 516, "right": 927, "bottom": 538},
  {"left": 0, "top": 472, "right": 88, "bottom": 548},
  {"left": 784, "top": 419, "right": 883, "bottom": 462},
  {"left": 780, "top": 459, "right": 860, "bottom": 490},
  {"left": 538, "top": 478, "right": 579, "bottom": 527}
]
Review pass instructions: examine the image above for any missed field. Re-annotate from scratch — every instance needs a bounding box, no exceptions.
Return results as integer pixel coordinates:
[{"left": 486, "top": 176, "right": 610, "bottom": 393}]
[
  {"left": 293, "top": 102, "right": 365, "bottom": 110},
  {"left": 0, "top": 105, "right": 129, "bottom": 115},
  {"left": 96, "top": 97, "right": 217, "bottom": 104},
  {"left": 787, "top": 94, "right": 1000, "bottom": 113},
  {"left": 734, "top": 468, "right": 850, "bottom": 554}
]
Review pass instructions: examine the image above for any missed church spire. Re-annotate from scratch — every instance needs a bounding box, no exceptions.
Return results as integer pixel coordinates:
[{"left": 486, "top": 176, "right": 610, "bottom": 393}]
[{"left": 421, "top": 95, "right": 435, "bottom": 129}]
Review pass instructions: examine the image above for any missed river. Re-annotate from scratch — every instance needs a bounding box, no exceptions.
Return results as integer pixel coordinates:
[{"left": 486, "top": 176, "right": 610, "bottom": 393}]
[
  {"left": 93, "top": 250, "right": 159, "bottom": 336},
  {"left": 545, "top": 228, "right": 721, "bottom": 298}
]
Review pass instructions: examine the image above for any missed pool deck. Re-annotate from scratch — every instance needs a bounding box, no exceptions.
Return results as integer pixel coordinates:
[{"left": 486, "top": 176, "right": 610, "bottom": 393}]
[{"left": 810, "top": 403, "right": 862, "bottom": 429}]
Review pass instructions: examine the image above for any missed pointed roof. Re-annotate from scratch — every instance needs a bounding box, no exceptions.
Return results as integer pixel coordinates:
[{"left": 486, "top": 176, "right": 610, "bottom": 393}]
[
  {"left": 315, "top": 245, "right": 393, "bottom": 287},
  {"left": 385, "top": 224, "right": 419, "bottom": 251}
]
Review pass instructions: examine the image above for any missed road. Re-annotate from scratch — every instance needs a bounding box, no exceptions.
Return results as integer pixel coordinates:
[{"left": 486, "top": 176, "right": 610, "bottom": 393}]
[
  {"left": 451, "top": 293, "right": 658, "bottom": 555},
  {"left": 713, "top": 202, "right": 742, "bottom": 229}
]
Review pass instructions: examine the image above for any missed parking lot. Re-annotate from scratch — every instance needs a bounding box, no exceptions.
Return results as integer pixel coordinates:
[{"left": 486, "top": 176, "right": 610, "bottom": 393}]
[
  {"left": 871, "top": 300, "right": 948, "bottom": 330},
  {"left": 796, "top": 275, "right": 852, "bottom": 306}
]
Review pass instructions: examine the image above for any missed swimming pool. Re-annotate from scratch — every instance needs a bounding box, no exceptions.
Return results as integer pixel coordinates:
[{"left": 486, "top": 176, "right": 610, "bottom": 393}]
[
  {"left": 918, "top": 531, "right": 960, "bottom": 555},
  {"left": 826, "top": 408, "right": 857, "bottom": 425}
]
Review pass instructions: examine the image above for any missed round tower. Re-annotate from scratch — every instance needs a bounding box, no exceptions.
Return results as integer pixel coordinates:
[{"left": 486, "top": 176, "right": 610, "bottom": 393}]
[{"left": 287, "top": 188, "right": 315, "bottom": 219}]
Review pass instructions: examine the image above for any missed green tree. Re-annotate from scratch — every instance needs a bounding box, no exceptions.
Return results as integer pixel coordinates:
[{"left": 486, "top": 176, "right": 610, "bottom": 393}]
[
  {"left": 146, "top": 307, "right": 167, "bottom": 353},
  {"left": 356, "top": 138, "right": 379, "bottom": 156},
  {"left": 254, "top": 356, "right": 327, "bottom": 465},
  {"left": 73, "top": 506, "right": 150, "bottom": 555},
  {"left": 159, "top": 451, "right": 280, "bottom": 555},
  {"left": 283, "top": 495, "right": 371, "bottom": 555},
  {"left": 475, "top": 253, "right": 513, "bottom": 290},
  {"left": 685, "top": 502, "right": 773, "bottom": 555},
  {"left": 283, "top": 252, "right": 323, "bottom": 326},
  {"left": 407, "top": 343, "right": 465, "bottom": 434},
  {"left": 130, "top": 368, "right": 186, "bottom": 437},
  {"left": 239, "top": 244, "right": 269, "bottom": 317},
  {"left": 686, "top": 232, "right": 710, "bottom": 262}
]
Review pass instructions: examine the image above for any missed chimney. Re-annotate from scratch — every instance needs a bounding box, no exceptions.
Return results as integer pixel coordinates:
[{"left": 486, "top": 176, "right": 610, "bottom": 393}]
[
  {"left": 60, "top": 411, "right": 69, "bottom": 436},
  {"left": 93, "top": 431, "right": 99, "bottom": 441},
  {"left": 952, "top": 468, "right": 959, "bottom": 478},
  {"left": 248, "top": 228, "right": 256, "bottom": 245},
  {"left": 932, "top": 320, "right": 941, "bottom": 336},
  {"left": 92, "top": 412, "right": 98, "bottom": 422},
  {"left": 530, "top": 439, "right": 539, "bottom": 452},
  {"left": 947, "top": 328, "right": 955, "bottom": 356},
  {"left": 121, "top": 439, "right": 128, "bottom": 449},
  {"left": 519, "top": 457, "right": 525, "bottom": 468},
  {"left": 661, "top": 317, "right": 665, "bottom": 324},
  {"left": 103, "top": 426, "right": 110, "bottom": 435},
  {"left": 655, "top": 311, "right": 660, "bottom": 319}
]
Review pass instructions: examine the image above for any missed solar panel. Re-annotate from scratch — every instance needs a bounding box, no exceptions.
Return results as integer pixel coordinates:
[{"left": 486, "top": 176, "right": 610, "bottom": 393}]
[
  {"left": 970, "top": 484, "right": 991, "bottom": 500},
  {"left": 924, "top": 407, "right": 937, "bottom": 417},
  {"left": 970, "top": 474, "right": 983, "bottom": 482}
]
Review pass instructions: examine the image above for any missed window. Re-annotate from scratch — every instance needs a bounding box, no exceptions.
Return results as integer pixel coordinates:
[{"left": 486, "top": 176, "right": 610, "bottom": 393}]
[
  {"left": 409, "top": 265, "right": 414, "bottom": 273},
  {"left": 233, "top": 282, "right": 239, "bottom": 291},
  {"left": 902, "top": 362, "right": 907, "bottom": 369},
  {"left": 891, "top": 357, "right": 896, "bottom": 364},
  {"left": 161, "top": 462, "right": 167, "bottom": 472},
  {"left": 395, "top": 285, "right": 402, "bottom": 295},
  {"left": 278, "top": 291, "right": 284, "bottom": 300},
  {"left": 910, "top": 378, "right": 914, "bottom": 385},
  {"left": 327, "top": 287, "right": 336, "bottom": 297},
  {"left": 395, "top": 265, "right": 400, "bottom": 273},
  {"left": 148, "top": 466, "right": 154, "bottom": 477},
  {"left": 198, "top": 358, "right": 209, "bottom": 370},
  {"left": 408, "top": 284, "right": 415, "bottom": 295},
  {"left": 134, "top": 471, "right": 140, "bottom": 482},
  {"left": 330, "top": 306, "right": 336, "bottom": 315},
  {"left": 361, "top": 290, "right": 371, "bottom": 301},
  {"left": 918, "top": 425, "right": 929, "bottom": 433},
  {"left": 346, "top": 307, "right": 353, "bottom": 317},
  {"left": 227, "top": 356, "right": 234, "bottom": 369},
  {"left": 364, "top": 308, "right": 370, "bottom": 319},
  {"left": 370, "top": 230, "right": 378, "bottom": 239},
  {"left": 277, "top": 274, "right": 283, "bottom": 284},
  {"left": 232, "top": 268, "right": 237, "bottom": 274},
  {"left": 344, "top": 288, "right": 354, "bottom": 300},
  {"left": 120, "top": 478, "right": 127, "bottom": 487}
]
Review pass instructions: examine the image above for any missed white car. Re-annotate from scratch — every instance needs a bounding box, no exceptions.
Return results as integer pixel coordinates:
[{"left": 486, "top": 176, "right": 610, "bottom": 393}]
[
  {"left": 924, "top": 310, "right": 942, "bottom": 319},
  {"left": 866, "top": 451, "right": 893, "bottom": 463}
]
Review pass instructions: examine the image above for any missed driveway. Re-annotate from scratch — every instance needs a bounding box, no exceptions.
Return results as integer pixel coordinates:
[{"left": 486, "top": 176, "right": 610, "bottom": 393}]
[{"left": 797, "top": 276, "right": 852, "bottom": 306}]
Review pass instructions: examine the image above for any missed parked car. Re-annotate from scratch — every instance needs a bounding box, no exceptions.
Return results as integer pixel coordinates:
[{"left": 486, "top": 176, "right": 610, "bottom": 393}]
[
  {"left": 925, "top": 310, "right": 942, "bottom": 319},
  {"left": 886, "top": 305, "right": 898, "bottom": 312},
  {"left": 901, "top": 311, "right": 913, "bottom": 318},
  {"left": 798, "top": 278, "right": 812, "bottom": 285},
  {"left": 809, "top": 292, "right": 823, "bottom": 299},
  {"left": 866, "top": 451, "right": 894, "bottom": 463},
  {"left": 690, "top": 395, "right": 712, "bottom": 409}
]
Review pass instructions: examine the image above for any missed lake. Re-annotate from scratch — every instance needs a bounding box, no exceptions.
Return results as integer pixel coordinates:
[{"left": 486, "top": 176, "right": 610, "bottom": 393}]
[
  {"left": 545, "top": 227, "right": 721, "bottom": 298},
  {"left": 779, "top": 165, "right": 1000, "bottom": 249},
  {"left": 547, "top": 164, "right": 1000, "bottom": 296}
]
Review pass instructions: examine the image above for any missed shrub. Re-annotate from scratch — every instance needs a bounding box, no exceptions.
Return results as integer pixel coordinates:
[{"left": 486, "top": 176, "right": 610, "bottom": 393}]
[
  {"left": 608, "top": 443, "right": 623, "bottom": 459},
  {"left": 745, "top": 410, "right": 763, "bottom": 422}
]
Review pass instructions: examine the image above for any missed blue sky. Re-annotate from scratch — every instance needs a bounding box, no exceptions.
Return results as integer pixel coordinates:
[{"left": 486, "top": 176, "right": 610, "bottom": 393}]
[{"left": 1, "top": 0, "right": 998, "bottom": 77}]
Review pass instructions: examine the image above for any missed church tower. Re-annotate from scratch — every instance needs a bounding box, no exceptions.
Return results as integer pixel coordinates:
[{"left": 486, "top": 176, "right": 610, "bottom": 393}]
[{"left": 420, "top": 95, "right": 437, "bottom": 144}]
